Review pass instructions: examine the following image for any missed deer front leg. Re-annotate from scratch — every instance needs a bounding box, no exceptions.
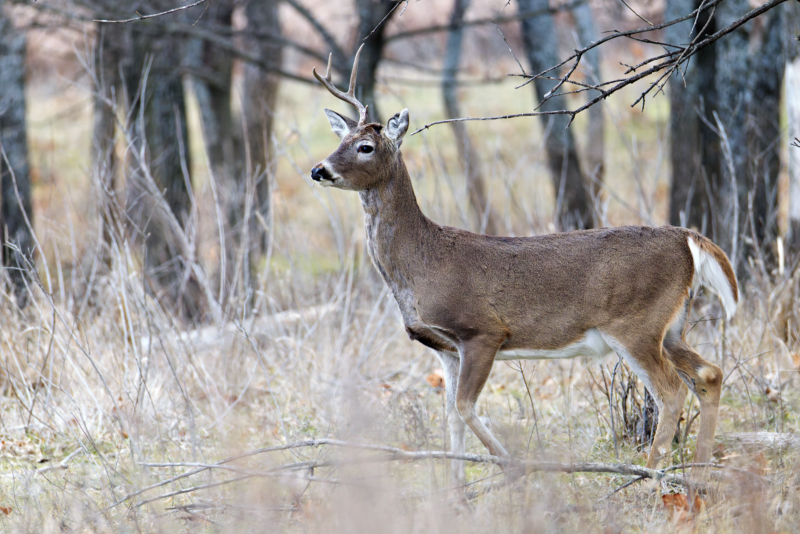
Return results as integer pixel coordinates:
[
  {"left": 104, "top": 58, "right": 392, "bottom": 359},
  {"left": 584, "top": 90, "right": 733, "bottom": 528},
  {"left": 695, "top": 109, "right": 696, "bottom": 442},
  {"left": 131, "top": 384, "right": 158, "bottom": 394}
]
[
  {"left": 455, "top": 337, "right": 509, "bottom": 460},
  {"left": 436, "top": 351, "right": 466, "bottom": 486}
]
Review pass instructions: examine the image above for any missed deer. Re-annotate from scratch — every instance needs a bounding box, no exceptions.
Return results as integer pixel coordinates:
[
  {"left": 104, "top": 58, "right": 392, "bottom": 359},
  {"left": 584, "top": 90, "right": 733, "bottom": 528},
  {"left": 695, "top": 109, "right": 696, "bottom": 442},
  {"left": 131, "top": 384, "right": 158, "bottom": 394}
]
[{"left": 309, "top": 45, "right": 738, "bottom": 485}]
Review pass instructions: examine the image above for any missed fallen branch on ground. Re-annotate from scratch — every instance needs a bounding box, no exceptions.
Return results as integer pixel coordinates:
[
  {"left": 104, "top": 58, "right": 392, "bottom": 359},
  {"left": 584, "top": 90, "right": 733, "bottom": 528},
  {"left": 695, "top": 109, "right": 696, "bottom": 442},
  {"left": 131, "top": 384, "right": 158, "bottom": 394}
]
[
  {"left": 110, "top": 439, "right": 768, "bottom": 510},
  {"left": 724, "top": 432, "right": 800, "bottom": 450}
]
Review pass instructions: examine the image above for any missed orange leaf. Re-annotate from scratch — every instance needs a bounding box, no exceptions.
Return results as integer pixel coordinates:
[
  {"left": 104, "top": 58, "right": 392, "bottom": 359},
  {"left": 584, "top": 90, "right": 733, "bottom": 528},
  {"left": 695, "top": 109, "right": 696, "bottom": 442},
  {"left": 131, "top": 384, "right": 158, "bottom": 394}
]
[
  {"left": 662, "top": 493, "right": 705, "bottom": 524},
  {"left": 791, "top": 352, "right": 800, "bottom": 370},
  {"left": 426, "top": 369, "right": 445, "bottom": 389},
  {"left": 0, "top": 507, "right": 11, "bottom": 515}
]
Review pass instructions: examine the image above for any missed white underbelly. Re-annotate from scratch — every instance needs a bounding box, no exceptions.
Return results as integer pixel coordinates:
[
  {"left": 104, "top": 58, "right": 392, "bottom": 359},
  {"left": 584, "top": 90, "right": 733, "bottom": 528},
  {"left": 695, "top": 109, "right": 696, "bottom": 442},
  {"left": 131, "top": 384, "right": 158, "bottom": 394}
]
[{"left": 496, "top": 328, "right": 612, "bottom": 361}]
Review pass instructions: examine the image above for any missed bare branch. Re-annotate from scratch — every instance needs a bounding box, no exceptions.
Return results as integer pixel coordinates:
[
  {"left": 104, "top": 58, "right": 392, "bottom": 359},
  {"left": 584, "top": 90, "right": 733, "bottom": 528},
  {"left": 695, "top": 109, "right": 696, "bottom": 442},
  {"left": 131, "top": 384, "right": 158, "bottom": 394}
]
[
  {"left": 94, "top": 0, "right": 208, "bottom": 23},
  {"left": 413, "top": 0, "right": 789, "bottom": 134},
  {"left": 285, "top": 0, "right": 347, "bottom": 67},
  {"left": 384, "top": 0, "right": 587, "bottom": 43}
]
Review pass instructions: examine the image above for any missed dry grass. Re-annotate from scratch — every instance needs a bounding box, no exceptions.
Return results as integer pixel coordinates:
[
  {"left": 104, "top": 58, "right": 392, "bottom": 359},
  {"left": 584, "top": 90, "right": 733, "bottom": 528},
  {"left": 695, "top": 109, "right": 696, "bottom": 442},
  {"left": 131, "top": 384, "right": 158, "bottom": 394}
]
[{"left": 2, "top": 15, "right": 799, "bottom": 533}]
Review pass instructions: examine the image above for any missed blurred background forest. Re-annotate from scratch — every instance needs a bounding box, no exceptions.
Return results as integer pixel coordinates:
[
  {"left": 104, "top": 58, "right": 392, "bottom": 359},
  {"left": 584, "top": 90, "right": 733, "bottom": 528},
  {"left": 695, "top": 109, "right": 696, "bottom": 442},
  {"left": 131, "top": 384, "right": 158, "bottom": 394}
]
[{"left": 0, "top": 0, "right": 800, "bottom": 532}]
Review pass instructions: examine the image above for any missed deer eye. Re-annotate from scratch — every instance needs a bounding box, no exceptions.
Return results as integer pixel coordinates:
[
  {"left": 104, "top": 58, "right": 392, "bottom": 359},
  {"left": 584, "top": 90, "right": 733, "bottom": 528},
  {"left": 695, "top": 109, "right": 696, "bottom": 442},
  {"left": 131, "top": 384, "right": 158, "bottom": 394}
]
[{"left": 358, "top": 145, "right": 374, "bottom": 154}]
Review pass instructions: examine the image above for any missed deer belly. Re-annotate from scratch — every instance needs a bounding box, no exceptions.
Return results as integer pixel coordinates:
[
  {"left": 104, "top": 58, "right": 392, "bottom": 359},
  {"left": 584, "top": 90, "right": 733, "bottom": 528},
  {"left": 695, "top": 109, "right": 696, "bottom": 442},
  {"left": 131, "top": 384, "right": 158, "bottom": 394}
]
[{"left": 496, "top": 328, "right": 611, "bottom": 361}]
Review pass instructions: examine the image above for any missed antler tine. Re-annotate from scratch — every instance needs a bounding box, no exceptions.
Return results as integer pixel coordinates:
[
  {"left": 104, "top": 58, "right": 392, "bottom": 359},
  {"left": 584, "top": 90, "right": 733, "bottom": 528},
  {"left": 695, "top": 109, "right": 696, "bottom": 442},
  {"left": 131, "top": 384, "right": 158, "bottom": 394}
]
[
  {"left": 347, "top": 45, "right": 362, "bottom": 97},
  {"left": 312, "top": 45, "right": 368, "bottom": 125},
  {"left": 324, "top": 52, "right": 333, "bottom": 82},
  {"left": 347, "top": 44, "right": 367, "bottom": 124}
]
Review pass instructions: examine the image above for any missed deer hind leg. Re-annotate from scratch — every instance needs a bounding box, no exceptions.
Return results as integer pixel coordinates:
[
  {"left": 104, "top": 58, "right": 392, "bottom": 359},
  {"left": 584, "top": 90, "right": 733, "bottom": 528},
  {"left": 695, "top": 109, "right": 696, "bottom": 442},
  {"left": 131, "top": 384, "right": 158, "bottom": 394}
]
[
  {"left": 646, "top": 370, "right": 688, "bottom": 470},
  {"left": 663, "top": 335, "right": 722, "bottom": 466},
  {"left": 436, "top": 351, "right": 467, "bottom": 486},
  {"left": 602, "top": 334, "right": 686, "bottom": 469},
  {"left": 455, "top": 336, "right": 509, "bottom": 460}
]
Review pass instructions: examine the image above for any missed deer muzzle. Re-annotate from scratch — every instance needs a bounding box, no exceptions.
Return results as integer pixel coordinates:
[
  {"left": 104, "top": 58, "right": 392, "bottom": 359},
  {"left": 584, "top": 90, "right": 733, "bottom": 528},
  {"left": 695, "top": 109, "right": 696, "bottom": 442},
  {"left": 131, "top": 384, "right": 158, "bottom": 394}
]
[{"left": 311, "top": 163, "right": 334, "bottom": 183}]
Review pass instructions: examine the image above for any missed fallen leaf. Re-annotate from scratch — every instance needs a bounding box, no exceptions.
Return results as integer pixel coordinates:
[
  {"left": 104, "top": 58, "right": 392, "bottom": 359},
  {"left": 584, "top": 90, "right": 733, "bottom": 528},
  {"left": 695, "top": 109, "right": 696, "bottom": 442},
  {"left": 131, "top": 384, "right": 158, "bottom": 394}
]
[
  {"left": 490, "top": 383, "right": 506, "bottom": 394},
  {"left": 426, "top": 369, "right": 445, "bottom": 389},
  {"left": 0, "top": 507, "right": 11, "bottom": 515},
  {"left": 749, "top": 451, "right": 767, "bottom": 476},
  {"left": 662, "top": 492, "right": 705, "bottom": 525},
  {"left": 791, "top": 352, "right": 800, "bottom": 370},
  {"left": 766, "top": 387, "right": 780, "bottom": 403}
]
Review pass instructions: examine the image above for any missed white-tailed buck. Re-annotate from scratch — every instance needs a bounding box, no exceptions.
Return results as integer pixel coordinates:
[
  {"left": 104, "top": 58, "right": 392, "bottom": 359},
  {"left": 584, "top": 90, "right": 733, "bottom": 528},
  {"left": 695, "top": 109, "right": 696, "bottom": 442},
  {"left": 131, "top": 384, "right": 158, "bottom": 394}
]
[{"left": 310, "top": 46, "right": 738, "bottom": 484}]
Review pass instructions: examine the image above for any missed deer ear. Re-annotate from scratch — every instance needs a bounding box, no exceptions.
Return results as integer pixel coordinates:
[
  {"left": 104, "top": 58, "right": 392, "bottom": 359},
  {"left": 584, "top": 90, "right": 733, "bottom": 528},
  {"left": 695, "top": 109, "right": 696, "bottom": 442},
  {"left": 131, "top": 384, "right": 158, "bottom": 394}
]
[
  {"left": 324, "top": 109, "right": 357, "bottom": 140},
  {"left": 386, "top": 109, "right": 409, "bottom": 147}
]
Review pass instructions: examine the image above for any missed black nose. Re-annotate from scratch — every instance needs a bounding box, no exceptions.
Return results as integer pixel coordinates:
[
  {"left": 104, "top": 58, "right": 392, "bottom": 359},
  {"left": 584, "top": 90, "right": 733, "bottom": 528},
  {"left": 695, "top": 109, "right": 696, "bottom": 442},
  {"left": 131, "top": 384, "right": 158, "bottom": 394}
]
[{"left": 311, "top": 164, "right": 333, "bottom": 182}]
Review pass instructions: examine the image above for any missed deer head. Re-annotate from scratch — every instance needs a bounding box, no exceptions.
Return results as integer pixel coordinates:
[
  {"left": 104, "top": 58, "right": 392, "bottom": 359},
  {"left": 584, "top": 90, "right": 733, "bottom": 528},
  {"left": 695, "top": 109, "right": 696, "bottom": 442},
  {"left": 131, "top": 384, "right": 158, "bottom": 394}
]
[{"left": 311, "top": 44, "right": 409, "bottom": 191}]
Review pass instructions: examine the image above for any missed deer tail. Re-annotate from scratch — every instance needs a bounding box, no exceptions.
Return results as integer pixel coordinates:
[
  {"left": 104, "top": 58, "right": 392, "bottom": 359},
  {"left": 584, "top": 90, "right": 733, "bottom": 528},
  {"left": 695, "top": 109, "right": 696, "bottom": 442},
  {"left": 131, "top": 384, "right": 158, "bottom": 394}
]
[{"left": 686, "top": 234, "right": 739, "bottom": 320}]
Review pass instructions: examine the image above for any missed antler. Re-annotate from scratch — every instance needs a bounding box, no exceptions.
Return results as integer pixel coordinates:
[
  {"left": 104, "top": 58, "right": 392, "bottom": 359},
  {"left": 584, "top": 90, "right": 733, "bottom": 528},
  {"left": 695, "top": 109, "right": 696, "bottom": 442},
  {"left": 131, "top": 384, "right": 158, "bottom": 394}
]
[{"left": 312, "top": 44, "right": 369, "bottom": 125}]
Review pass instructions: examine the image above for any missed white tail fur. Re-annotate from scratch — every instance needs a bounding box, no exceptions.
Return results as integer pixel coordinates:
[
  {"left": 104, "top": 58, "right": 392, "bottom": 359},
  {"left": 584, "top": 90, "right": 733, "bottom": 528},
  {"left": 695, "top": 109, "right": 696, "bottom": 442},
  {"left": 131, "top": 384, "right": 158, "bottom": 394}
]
[{"left": 687, "top": 237, "right": 738, "bottom": 320}]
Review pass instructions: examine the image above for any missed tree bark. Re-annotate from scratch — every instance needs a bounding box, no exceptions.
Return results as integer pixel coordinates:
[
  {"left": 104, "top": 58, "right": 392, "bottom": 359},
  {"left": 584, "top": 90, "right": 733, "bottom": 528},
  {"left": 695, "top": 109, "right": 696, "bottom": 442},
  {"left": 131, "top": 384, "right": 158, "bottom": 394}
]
[
  {"left": 443, "top": 0, "right": 496, "bottom": 235},
  {"left": 713, "top": 0, "right": 751, "bottom": 267},
  {"left": 785, "top": 1, "right": 800, "bottom": 256},
  {"left": 123, "top": 16, "right": 202, "bottom": 319},
  {"left": 352, "top": 0, "right": 399, "bottom": 123},
  {"left": 666, "top": 0, "right": 716, "bottom": 233},
  {"left": 744, "top": 11, "right": 783, "bottom": 263},
  {"left": 242, "top": 0, "right": 282, "bottom": 263},
  {"left": 92, "top": 24, "right": 124, "bottom": 255},
  {"left": 571, "top": 2, "right": 604, "bottom": 198},
  {"left": 0, "top": 0, "right": 33, "bottom": 305},
  {"left": 518, "top": 0, "right": 592, "bottom": 231},
  {"left": 186, "top": 0, "right": 241, "bottom": 297}
]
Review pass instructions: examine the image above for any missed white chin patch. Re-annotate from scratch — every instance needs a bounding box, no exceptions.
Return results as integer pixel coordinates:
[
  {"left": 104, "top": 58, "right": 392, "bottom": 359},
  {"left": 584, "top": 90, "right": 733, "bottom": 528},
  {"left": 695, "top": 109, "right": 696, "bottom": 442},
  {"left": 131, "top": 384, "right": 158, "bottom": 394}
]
[{"left": 320, "top": 174, "right": 343, "bottom": 186}]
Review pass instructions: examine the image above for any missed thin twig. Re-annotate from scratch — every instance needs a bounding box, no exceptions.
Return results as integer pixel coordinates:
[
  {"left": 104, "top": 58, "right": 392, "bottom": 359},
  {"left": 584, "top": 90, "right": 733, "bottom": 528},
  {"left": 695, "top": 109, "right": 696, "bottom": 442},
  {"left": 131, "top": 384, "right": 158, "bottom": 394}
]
[
  {"left": 618, "top": 0, "right": 654, "bottom": 26},
  {"left": 363, "top": 1, "right": 405, "bottom": 42},
  {"left": 94, "top": 0, "right": 208, "bottom": 23},
  {"left": 493, "top": 22, "right": 526, "bottom": 76}
]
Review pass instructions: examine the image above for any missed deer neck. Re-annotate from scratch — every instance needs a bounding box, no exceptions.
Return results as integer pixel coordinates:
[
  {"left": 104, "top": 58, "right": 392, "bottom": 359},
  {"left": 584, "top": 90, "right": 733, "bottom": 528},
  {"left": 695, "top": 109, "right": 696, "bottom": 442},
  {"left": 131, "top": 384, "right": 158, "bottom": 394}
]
[{"left": 358, "top": 153, "right": 427, "bottom": 291}]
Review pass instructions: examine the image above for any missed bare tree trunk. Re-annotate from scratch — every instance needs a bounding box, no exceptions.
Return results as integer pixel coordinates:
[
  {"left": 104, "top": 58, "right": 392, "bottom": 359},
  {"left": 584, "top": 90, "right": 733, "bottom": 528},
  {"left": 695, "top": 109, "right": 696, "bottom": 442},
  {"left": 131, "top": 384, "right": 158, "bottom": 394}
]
[
  {"left": 0, "top": 1, "right": 33, "bottom": 306},
  {"left": 92, "top": 24, "right": 124, "bottom": 256},
  {"left": 353, "top": 0, "right": 398, "bottom": 123},
  {"left": 124, "top": 19, "right": 203, "bottom": 320},
  {"left": 713, "top": 0, "right": 751, "bottom": 267},
  {"left": 242, "top": 0, "right": 282, "bottom": 264},
  {"left": 518, "top": 0, "right": 592, "bottom": 231},
  {"left": 571, "top": 2, "right": 604, "bottom": 198},
  {"left": 188, "top": 1, "right": 239, "bottom": 199},
  {"left": 785, "top": 1, "right": 800, "bottom": 256},
  {"left": 442, "top": 0, "right": 496, "bottom": 235},
  {"left": 666, "top": 0, "right": 715, "bottom": 232},
  {"left": 745, "top": 11, "right": 783, "bottom": 264},
  {"left": 186, "top": 0, "right": 241, "bottom": 297}
]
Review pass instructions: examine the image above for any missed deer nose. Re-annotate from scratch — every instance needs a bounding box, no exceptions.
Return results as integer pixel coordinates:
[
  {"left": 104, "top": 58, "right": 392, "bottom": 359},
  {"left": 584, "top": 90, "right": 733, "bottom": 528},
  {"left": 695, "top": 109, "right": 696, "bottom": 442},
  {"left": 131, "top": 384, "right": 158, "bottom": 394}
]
[{"left": 311, "top": 164, "right": 332, "bottom": 182}]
